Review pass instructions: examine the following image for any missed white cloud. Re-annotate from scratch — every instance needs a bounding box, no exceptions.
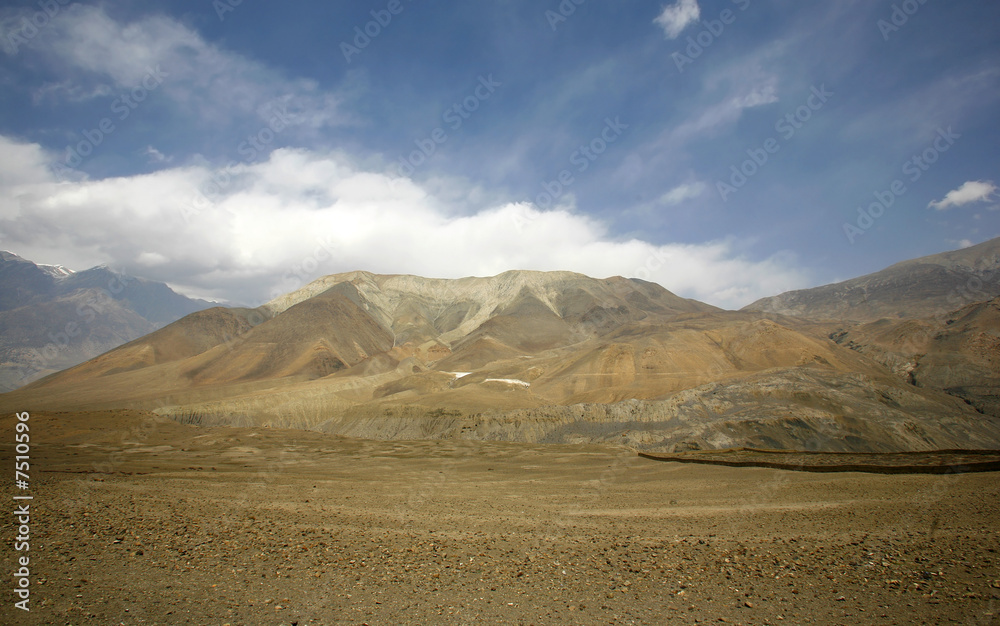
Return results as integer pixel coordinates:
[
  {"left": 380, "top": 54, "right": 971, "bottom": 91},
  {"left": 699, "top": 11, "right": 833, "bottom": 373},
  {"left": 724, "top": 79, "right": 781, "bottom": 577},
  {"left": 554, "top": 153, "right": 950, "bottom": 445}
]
[
  {"left": 928, "top": 180, "right": 997, "bottom": 210},
  {"left": 0, "top": 136, "right": 52, "bottom": 187},
  {"left": 671, "top": 80, "right": 778, "bottom": 141},
  {"left": 0, "top": 135, "right": 809, "bottom": 310},
  {"left": 14, "top": 5, "right": 345, "bottom": 132},
  {"left": 144, "top": 146, "right": 172, "bottom": 164},
  {"left": 660, "top": 181, "right": 706, "bottom": 205},
  {"left": 137, "top": 251, "right": 169, "bottom": 266},
  {"left": 654, "top": 0, "right": 701, "bottom": 39}
]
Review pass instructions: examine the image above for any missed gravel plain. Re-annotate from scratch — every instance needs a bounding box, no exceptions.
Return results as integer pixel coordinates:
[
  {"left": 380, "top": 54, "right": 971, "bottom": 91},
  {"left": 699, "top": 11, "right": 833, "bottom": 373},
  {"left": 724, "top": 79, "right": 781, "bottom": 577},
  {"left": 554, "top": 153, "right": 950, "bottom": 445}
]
[{"left": 1, "top": 410, "right": 999, "bottom": 625}]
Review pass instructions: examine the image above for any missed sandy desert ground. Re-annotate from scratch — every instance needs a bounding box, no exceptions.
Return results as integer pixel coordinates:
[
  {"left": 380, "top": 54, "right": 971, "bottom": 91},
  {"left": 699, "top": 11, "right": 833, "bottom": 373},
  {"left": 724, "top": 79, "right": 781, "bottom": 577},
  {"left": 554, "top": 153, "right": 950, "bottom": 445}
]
[{"left": 2, "top": 411, "right": 999, "bottom": 625}]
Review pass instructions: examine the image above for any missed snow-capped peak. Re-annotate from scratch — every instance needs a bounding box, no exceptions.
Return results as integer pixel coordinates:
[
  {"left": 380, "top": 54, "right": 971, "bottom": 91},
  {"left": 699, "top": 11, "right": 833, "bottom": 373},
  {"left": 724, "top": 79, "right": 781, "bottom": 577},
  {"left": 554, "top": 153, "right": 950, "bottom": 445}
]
[{"left": 38, "top": 263, "right": 75, "bottom": 280}]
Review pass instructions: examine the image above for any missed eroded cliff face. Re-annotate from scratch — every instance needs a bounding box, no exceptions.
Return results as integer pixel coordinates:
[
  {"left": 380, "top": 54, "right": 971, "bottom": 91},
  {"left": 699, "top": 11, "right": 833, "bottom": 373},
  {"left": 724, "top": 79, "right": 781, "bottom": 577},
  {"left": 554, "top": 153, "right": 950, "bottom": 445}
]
[{"left": 6, "top": 268, "right": 999, "bottom": 453}]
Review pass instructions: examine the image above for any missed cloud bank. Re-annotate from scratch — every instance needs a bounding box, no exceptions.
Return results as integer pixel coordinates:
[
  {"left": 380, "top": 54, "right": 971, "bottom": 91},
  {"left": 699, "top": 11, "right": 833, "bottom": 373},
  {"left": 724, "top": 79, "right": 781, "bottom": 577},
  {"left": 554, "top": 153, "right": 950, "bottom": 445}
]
[
  {"left": 0, "top": 135, "right": 808, "bottom": 310},
  {"left": 6, "top": 4, "right": 345, "bottom": 138}
]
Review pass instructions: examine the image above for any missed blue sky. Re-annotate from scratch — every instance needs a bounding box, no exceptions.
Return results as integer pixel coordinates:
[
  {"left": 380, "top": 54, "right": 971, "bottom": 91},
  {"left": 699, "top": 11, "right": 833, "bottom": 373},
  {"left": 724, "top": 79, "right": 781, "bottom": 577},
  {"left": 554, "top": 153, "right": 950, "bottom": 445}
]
[{"left": 0, "top": 0, "right": 998, "bottom": 308}]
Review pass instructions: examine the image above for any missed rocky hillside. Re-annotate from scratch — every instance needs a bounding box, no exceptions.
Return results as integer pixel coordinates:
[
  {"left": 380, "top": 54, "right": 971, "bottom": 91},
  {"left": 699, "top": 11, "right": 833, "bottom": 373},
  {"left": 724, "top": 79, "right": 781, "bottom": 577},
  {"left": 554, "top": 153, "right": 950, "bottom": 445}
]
[
  {"left": 743, "top": 237, "right": 1000, "bottom": 322},
  {"left": 3, "top": 269, "right": 998, "bottom": 453},
  {"left": 830, "top": 296, "right": 1000, "bottom": 417},
  {"left": 0, "top": 251, "right": 213, "bottom": 391}
]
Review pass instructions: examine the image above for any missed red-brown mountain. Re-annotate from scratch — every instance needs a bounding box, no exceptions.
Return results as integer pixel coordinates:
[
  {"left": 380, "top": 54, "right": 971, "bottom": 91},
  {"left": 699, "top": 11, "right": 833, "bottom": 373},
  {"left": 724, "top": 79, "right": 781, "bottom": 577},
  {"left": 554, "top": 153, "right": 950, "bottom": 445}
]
[{"left": 4, "top": 268, "right": 998, "bottom": 453}]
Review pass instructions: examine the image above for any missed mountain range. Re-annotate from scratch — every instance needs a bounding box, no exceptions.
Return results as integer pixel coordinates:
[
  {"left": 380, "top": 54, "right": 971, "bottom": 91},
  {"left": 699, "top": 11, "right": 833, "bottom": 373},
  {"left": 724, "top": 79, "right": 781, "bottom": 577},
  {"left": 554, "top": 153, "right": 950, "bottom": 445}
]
[
  {"left": 745, "top": 237, "right": 1000, "bottom": 321},
  {"left": 0, "top": 251, "right": 212, "bottom": 392},
  {"left": 4, "top": 238, "right": 1000, "bottom": 453}
]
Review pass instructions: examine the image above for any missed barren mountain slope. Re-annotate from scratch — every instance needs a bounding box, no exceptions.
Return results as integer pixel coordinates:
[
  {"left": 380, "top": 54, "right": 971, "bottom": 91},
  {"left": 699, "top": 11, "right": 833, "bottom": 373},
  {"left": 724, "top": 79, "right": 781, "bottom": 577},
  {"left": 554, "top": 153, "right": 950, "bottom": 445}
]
[
  {"left": 831, "top": 296, "right": 1000, "bottom": 417},
  {"left": 744, "top": 237, "right": 1000, "bottom": 322},
  {"left": 4, "top": 269, "right": 999, "bottom": 453},
  {"left": 0, "top": 251, "right": 212, "bottom": 391},
  {"left": 0, "top": 250, "right": 58, "bottom": 311},
  {"left": 182, "top": 288, "right": 395, "bottom": 385},
  {"left": 1, "top": 280, "right": 994, "bottom": 451},
  {"left": 43, "top": 306, "right": 269, "bottom": 385},
  {"left": 18, "top": 270, "right": 711, "bottom": 393}
]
